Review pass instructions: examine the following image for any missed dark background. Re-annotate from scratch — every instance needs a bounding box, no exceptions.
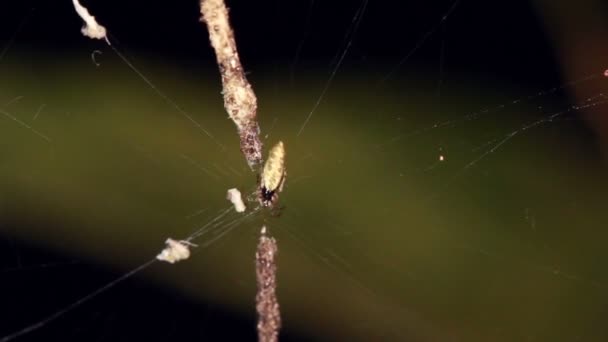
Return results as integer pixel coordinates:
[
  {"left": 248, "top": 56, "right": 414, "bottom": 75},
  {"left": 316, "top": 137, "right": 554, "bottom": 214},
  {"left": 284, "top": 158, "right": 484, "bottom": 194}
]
[{"left": 0, "top": 0, "right": 563, "bottom": 84}]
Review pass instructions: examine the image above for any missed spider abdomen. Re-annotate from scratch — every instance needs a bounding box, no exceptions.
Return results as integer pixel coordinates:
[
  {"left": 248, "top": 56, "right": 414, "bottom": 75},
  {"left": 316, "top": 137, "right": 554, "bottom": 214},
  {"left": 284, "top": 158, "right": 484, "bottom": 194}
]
[{"left": 258, "top": 141, "right": 286, "bottom": 207}]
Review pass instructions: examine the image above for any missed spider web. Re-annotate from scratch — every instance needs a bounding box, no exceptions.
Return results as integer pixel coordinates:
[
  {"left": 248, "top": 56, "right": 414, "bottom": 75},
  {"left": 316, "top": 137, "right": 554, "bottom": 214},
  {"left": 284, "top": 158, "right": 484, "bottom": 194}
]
[{"left": 1, "top": 0, "right": 608, "bottom": 341}]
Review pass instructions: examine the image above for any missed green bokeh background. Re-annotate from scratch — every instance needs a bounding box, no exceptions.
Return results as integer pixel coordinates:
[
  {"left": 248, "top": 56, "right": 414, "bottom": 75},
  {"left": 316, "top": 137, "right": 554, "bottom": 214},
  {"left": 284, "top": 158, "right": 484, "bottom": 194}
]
[{"left": 1, "top": 51, "right": 608, "bottom": 341}]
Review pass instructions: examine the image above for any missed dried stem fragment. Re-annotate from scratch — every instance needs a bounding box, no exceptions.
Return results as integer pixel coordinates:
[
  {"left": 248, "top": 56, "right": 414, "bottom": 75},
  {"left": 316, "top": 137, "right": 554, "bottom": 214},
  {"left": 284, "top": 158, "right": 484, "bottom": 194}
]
[
  {"left": 255, "top": 226, "right": 281, "bottom": 342},
  {"left": 200, "top": 0, "right": 262, "bottom": 168}
]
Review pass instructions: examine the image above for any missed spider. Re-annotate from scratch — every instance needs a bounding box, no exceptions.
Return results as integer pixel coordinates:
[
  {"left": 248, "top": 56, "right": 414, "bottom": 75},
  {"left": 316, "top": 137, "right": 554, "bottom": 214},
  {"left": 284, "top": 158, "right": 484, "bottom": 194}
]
[
  {"left": 258, "top": 169, "right": 286, "bottom": 208},
  {"left": 257, "top": 141, "right": 286, "bottom": 210}
]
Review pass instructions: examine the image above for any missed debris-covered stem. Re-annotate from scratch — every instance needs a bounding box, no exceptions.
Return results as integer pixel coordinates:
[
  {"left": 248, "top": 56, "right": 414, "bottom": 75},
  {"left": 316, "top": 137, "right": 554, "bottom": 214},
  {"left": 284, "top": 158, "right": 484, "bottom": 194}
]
[
  {"left": 256, "top": 227, "right": 281, "bottom": 342},
  {"left": 200, "top": 2, "right": 281, "bottom": 341},
  {"left": 200, "top": 0, "right": 263, "bottom": 168}
]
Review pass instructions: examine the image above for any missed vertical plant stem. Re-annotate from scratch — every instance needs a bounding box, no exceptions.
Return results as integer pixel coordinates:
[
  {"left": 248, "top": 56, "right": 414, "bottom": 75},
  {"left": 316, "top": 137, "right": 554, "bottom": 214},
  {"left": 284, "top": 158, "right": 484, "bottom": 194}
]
[
  {"left": 200, "top": 1, "right": 282, "bottom": 341},
  {"left": 200, "top": 0, "right": 263, "bottom": 169},
  {"left": 256, "top": 226, "right": 281, "bottom": 342}
]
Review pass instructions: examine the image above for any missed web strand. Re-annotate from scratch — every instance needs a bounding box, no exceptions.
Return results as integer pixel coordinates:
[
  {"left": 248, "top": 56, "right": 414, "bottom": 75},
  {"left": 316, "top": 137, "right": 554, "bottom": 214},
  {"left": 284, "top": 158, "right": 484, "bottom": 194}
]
[
  {"left": 296, "top": 0, "right": 369, "bottom": 137},
  {"left": 108, "top": 43, "right": 226, "bottom": 150},
  {"left": 0, "top": 259, "right": 156, "bottom": 342}
]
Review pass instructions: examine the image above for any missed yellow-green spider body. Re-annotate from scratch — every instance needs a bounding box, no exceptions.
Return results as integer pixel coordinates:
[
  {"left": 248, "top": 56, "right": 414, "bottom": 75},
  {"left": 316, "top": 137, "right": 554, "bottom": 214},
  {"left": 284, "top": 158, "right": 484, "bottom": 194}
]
[{"left": 259, "top": 141, "right": 286, "bottom": 207}]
